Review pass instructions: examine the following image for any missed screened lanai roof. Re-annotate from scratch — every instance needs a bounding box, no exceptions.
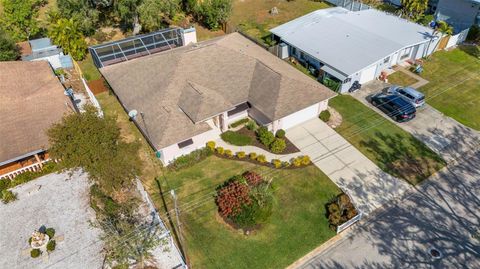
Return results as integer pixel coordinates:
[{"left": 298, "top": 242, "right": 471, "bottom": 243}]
[{"left": 89, "top": 28, "right": 183, "bottom": 68}]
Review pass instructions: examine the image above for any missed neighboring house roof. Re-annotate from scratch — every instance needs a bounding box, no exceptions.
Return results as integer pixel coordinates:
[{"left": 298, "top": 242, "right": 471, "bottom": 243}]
[
  {"left": 100, "top": 32, "right": 335, "bottom": 150},
  {"left": 29, "top": 38, "right": 57, "bottom": 52},
  {"left": 0, "top": 61, "right": 71, "bottom": 165},
  {"left": 271, "top": 7, "right": 435, "bottom": 76}
]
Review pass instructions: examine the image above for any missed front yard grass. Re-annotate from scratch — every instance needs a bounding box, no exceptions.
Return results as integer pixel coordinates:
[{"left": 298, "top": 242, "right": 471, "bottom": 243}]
[
  {"left": 330, "top": 95, "right": 446, "bottom": 185},
  {"left": 417, "top": 46, "right": 480, "bottom": 130},
  {"left": 388, "top": 71, "right": 418, "bottom": 86},
  {"left": 159, "top": 156, "right": 340, "bottom": 269}
]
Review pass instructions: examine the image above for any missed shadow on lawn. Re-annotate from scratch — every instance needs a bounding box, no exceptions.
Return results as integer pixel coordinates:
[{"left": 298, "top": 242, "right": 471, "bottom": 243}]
[
  {"left": 458, "top": 45, "right": 480, "bottom": 59},
  {"left": 300, "top": 128, "right": 480, "bottom": 269},
  {"left": 358, "top": 131, "right": 445, "bottom": 185}
]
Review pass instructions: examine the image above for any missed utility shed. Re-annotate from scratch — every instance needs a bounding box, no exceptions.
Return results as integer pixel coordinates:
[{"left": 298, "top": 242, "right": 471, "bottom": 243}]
[{"left": 271, "top": 7, "right": 439, "bottom": 92}]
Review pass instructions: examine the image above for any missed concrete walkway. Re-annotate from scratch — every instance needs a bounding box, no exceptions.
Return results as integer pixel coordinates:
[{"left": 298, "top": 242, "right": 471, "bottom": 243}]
[
  {"left": 214, "top": 139, "right": 303, "bottom": 162},
  {"left": 392, "top": 66, "right": 429, "bottom": 88},
  {"left": 286, "top": 118, "right": 412, "bottom": 215}
]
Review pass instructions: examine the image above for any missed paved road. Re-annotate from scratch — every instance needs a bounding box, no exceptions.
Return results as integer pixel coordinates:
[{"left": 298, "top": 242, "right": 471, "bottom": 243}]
[
  {"left": 352, "top": 80, "right": 480, "bottom": 162},
  {"left": 295, "top": 149, "right": 480, "bottom": 269},
  {"left": 287, "top": 118, "right": 411, "bottom": 215}
]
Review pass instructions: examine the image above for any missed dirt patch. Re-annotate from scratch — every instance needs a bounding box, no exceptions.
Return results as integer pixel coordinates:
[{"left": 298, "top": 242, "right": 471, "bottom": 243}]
[
  {"left": 326, "top": 106, "right": 343, "bottom": 129},
  {"left": 87, "top": 78, "right": 109, "bottom": 95},
  {"left": 236, "top": 127, "right": 300, "bottom": 154}
]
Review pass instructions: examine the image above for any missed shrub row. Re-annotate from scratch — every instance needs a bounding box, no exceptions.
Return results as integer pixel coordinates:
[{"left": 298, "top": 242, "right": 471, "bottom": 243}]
[
  {"left": 207, "top": 141, "right": 311, "bottom": 169},
  {"left": 257, "top": 127, "right": 287, "bottom": 153},
  {"left": 0, "top": 161, "right": 59, "bottom": 204},
  {"left": 168, "top": 148, "right": 213, "bottom": 171},
  {"left": 229, "top": 118, "right": 250, "bottom": 128}
]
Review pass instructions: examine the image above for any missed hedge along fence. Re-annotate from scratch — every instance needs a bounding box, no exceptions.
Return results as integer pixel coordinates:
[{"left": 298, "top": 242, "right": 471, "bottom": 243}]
[{"left": 208, "top": 141, "right": 311, "bottom": 169}]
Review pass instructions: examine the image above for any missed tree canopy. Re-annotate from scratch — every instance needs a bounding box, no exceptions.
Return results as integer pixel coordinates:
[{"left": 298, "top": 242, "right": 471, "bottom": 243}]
[
  {"left": 0, "top": 29, "right": 20, "bottom": 61},
  {"left": 48, "top": 18, "right": 88, "bottom": 60},
  {"left": 400, "top": 0, "right": 428, "bottom": 21},
  {"left": 47, "top": 106, "right": 141, "bottom": 194},
  {"left": 0, "top": 0, "right": 43, "bottom": 41},
  {"left": 192, "top": 0, "right": 233, "bottom": 30},
  {"left": 138, "top": 0, "right": 181, "bottom": 32}
]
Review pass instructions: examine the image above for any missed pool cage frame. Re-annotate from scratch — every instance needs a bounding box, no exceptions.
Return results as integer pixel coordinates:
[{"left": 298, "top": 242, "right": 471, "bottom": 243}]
[{"left": 89, "top": 28, "right": 184, "bottom": 68}]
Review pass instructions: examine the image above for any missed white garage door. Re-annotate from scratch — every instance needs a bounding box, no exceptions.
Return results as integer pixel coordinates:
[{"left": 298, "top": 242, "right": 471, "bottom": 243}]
[
  {"left": 359, "top": 64, "right": 377, "bottom": 84},
  {"left": 281, "top": 104, "right": 319, "bottom": 130}
]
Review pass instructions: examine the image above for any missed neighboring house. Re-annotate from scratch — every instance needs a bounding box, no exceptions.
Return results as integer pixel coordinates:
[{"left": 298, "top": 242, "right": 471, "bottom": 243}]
[
  {"left": 434, "top": 0, "right": 480, "bottom": 31},
  {"left": 271, "top": 7, "right": 439, "bottom": 93},
  {"left": 18, "top": 38, "right": 73, "bottom": 69},
  {"left": 0, "top": 61, "right": 73, "bottom": 179},
  {"left": 99, "top": 32, "right": 335, "bottom": 164}
]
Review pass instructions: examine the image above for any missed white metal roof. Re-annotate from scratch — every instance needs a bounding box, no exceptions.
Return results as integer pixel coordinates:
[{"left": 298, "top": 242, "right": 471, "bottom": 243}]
[{"left": 271, "top": 7, "right": 435, "bottom": 76}]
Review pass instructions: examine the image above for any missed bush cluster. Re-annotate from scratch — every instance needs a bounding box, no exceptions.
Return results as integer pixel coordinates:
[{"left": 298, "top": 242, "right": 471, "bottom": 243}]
[
  {"left": 257, "top": 127, "right": 287, "bottom": 153},
  {"left": 319, "top": 110, "right": 331, "bottom": 122},
  {"left": 257, "top": 127, "right": 275, "bottom": 147},
  {"left": 206, "top": 141, "right": 216, "bottom": 151},
  {"left": 168, "top": 148, "right": 212, "bottom": 171},
  {"left": 270, "top": 138, "right": 286, "bottom": 153},
  {"left": 237, "top": 151, "right": 246, "bottom": 159},
  {"left": 46, "top": 228, "right": 56, "bottom": 239},
  {"left": 275, "top": 129, "right": 285, "bottom": 138},
  {"left": 216, "top": 147, "right": 225, "bottom": 155},
  {"left": 221, "top": 131, "right": 252, "bottom": 146},
  {"left": 229, "top": 118, "right": 249, "bottom": 128},
  {"left": 326, "top": 193, "right": 358, "bottom": 231},
  {"left": 245, "top": 120, "right": 257, "bottom": 131},
  {"left": 215, "top": 171, "right": 273, "bottom": 228},
  {"left": 30, "top": 249, "right": 42, "bottom": 258},
  {"left": 47, "top": 240, "right": 56, "bottom": 252},
  {"left": 0, "top": 162, "right": 58, "bottom": 198},
  {"left": 1, "top": 189, "right": 17, "bottom": 204}
]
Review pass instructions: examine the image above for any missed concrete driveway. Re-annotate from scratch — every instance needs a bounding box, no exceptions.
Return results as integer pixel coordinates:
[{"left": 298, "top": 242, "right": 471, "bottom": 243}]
[
  {"left": 286, "top": 118, "right": 411, "bottom": 215},
  {"left": 352, "top": 80, "right": 480, "bottom": 162},
  {"left": 294, "top": 150, "right": 480, "bottom": 269}
]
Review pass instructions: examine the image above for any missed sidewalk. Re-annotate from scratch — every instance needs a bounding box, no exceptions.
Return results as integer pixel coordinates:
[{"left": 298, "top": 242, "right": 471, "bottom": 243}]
[{"left": 214, "top": 139, "right": 303, "bottom": 162}]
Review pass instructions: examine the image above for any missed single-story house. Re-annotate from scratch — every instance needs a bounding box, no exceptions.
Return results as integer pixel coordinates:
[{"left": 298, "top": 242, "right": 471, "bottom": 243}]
[
  {"left": 100, "top": 32, "right": 335, "bottom": 164},
  {"left": 18, "top": 38, "right": 73, "bottom": 69},
  {"left": 270, "top": 7, "right": 439, "bottom": 93},
  {"left": 434, "top": 0, "right": 480, "bottom": 32},
  {"left": 0, "top": 61, "right": 73, "bottom": 179}
]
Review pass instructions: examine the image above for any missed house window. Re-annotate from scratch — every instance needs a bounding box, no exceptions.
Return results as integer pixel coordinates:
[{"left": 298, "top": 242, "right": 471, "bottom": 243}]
[
  {"left": 178, "top": 139, "right": 194, "bottom": 149},
  {"left": 300, "top": 51, "right": 305, "bottom": 60},
  {"left": 292, "top": 47, "right": 297, "bottom": 56},
  {"left": 227, "top": 102, "right": 250, "bottom": 116},
  {"left": 400, "top": 48, "right": 412, "bottom": 60}
]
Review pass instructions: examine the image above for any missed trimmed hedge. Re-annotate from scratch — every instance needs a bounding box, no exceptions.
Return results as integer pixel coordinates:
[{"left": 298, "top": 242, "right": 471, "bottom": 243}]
[
  {"left": 319, "top": 110, "right": 331, "bottom": 122},
  {"left": 31, "top": 249, "right": 42, "bottom": 258},
  {"left": 168, "top": 148, "right": 212, "bottom": 171},
  {"left": 46, "top": 228, "right": 55, "bottom": 239},
  {"left": 221, "top": 131, "right": 252, "bottom": 146},
  {"left": 275, "top": 129, "right": 285, "bottom": 138},
  {"left": 229, "top": 118, "right": 249, "bottom": 128},
  {"left": 0, "top": 162, "right": 59, "bottom": 194},
  {"left": 47, "top": 240, "right": 56, "bottom": 252}
]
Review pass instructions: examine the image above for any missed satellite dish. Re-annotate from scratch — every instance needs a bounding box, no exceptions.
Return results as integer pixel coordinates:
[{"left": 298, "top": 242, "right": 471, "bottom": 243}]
[{"left": 128, "top": 109, "right": 138, "bottom": 119}]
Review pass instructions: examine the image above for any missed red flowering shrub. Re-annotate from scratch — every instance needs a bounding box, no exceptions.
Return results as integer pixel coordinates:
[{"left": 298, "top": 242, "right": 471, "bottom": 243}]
[
  {"left": 242, "top": 171, "right": 263, "bottom": 187},
  {"left": 216, "top": 179, "right": 251, "bottom": 219}
]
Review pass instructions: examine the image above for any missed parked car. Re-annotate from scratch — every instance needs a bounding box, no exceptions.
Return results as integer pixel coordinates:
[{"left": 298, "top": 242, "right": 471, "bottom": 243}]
[
  {"left": 387, "top": 85, "right": 425, "bottom": 108},
  {"left": 371, "top": 93, "right": 416, "bottom": 122}
]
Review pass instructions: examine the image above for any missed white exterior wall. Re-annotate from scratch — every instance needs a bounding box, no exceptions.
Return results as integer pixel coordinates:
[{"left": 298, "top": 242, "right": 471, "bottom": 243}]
[
  {"left": 159, "top": 125, "right": 221, "bottom": 164},
  {"left": 275, "top": 101, "right": 328, "bottom": 131},
  {"left": 227, "top": 111, "right": 248, "bottom": 125},
  {"left": 182, "top": 27, "right": 197, "bottom": 46}
]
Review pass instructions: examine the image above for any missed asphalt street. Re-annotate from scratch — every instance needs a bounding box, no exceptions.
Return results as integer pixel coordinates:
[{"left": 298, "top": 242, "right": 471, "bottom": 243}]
[{"left": 297, "top": 150, "right": 480, "bottom": 269}]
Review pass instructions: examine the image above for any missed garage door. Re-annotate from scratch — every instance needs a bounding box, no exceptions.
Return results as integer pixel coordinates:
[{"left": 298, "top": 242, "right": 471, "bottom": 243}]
[
  {"left": 281, "top": 104, "right": 319, "bottom": 130},
  {"left": 359, "top": 64, "right": 377, "bottom": 84}
]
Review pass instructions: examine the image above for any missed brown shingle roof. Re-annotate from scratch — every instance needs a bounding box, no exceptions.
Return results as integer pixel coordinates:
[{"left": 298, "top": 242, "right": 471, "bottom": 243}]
[
  {"left": 100, "top": 33, "right": 335, "bottom": 149},
  {"left": 0, "top": 61, "right": 71, "bottom": 164}
]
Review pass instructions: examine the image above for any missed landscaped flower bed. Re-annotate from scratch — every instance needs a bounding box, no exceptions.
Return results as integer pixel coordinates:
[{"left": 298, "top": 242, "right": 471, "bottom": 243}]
[
  {"left": 326, "top": 193, "right": 358, "bottom": 231},
  {"left": 207, "top": 141, "right": 311, "bottom": 169},
  {"left": 215, "top": 171, "right": 274, "bottom": 230}
]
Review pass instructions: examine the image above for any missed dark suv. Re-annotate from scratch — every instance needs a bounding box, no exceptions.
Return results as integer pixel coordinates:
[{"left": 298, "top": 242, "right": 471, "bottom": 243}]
[{"left": 371, "top": 93, "right": 416, "bottom": 122}]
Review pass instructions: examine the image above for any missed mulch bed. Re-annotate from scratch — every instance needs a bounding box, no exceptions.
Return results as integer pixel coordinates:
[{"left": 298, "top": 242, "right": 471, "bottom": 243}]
[
  {"left": 236, "top": 127, "right": 300, "bottom": 154},
  {"left": 87, "top": 78, "right": 110, "bottom": 95},
  {"left": 213, "top": 153, "right": 312, "bottom": 169}
]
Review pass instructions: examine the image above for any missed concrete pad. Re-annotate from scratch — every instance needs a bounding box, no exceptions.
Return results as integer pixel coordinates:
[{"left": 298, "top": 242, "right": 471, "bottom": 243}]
[{"left": 314, "top": 154, "right": 346, "bottom": 176}]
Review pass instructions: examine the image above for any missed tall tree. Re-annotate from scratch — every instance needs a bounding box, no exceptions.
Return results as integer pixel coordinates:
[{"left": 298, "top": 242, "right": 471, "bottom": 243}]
[
  {"left": 194, "top": 0, "right": 232, "bottom": 30},
  {"left": 400, "top": 0, "right": 428, "bottom": 21},
  {"left": 0, "top": 29, "right": 20, "bottom": 61},
  {"left": 138, "top": 0, "right": 181, "bottom": 32},
  {"left": 47, "top": 106, "right": 141, "bottom": 193},
  {"left": 0, "top": 0, "right": 42, "bottom": 41},
  {"left": 57, "top": 0, "right": 101, "bottom": 36},
  {"left": 115, "top": 0, "right": 143, "bottom": 34},
  {"left": 48, "top": 18, "right": 88, "bottom": 60}
]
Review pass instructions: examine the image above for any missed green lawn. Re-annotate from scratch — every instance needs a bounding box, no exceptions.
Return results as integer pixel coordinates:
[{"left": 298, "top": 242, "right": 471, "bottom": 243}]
[
  {"left": 417, "top": 46, "right": 480, "bottom": 130},
  {"left": 159, "top": 156, "right": 340, "bottom": 269},
  {"left": 330, "top": 95, "right": 446, "bottom": 185},
  {"left": 78, "top": 54, "right": 102, "bottom": 82},
  {"left": 388, "top": 71, "right": 418, "bottom": 86},
  {"left": 233, "top": 0, "right": 330, "bottom": 45}
]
